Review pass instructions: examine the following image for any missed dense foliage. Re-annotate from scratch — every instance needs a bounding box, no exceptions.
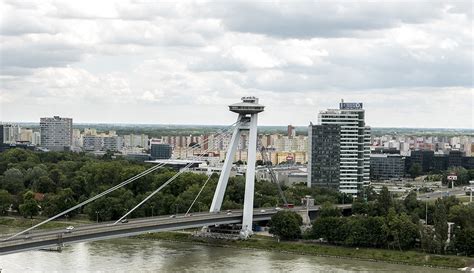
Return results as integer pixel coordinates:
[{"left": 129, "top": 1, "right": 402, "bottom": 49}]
[
  {"left": 0, "top": 149, "right": 344, "bottom": 222},
  {"left": 269, "top": 211, "right": 303, "bottom": 240},
  {"left": 309, "top": 187, "right": 474, "bottom": 256}
]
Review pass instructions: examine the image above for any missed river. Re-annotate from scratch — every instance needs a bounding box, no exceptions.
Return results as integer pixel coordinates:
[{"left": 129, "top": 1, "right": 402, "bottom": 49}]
[{"left": 0, "top": 227, "right": 456, "bottom": 272}]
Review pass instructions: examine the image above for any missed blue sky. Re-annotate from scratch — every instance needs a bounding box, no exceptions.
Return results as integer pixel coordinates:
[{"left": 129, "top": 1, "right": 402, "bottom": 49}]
[{"left": 0, "top": 0, "right": 472, "bottom": 128}]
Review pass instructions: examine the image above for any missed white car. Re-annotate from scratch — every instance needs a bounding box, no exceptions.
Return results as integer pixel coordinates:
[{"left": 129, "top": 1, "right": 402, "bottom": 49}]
[
  {"left": 260, "top": 209, "right": 266, "bottom": 213},
  {"left": 65, "top": 226, "right": 75, "bottom": 233}
]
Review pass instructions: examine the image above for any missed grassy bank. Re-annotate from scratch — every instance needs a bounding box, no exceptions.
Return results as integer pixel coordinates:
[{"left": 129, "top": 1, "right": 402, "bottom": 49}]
[
  {"left": 0, "top": 216, "right": 92, "bottom": 230},
  {"left": 136, "top": 232, "right": 473, "bottom": 269}
]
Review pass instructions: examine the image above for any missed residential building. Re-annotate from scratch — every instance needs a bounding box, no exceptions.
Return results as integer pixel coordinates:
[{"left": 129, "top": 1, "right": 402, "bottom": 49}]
[
  {"left": 103, "top": 136, "right": 123, "bottom": 152},
  {"left": 40, "top": 116, "right": 72, "bottom": 151},
  {"left": 308, "top": 101, "right": 370, "bottom": 196},
  {"left": 83, "top": 135, "right": 103, "bottom": 151},
  {"left": 2, "top": 124, "right": 20, "bottom": 144},
  {"left": 307, "top": 124, "right": 341, "bottom": 190}
]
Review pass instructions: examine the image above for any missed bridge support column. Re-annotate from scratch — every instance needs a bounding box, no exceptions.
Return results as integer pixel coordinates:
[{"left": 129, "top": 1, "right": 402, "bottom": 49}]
[
  {"left": 208, "top": 97, "right": 264, "bottom": 239},
  {"left": 240, "top": 113, "right": 258, "bottom": 238},
  {"left": 209, "top": 118, "right": 242, "bottom": 212}
]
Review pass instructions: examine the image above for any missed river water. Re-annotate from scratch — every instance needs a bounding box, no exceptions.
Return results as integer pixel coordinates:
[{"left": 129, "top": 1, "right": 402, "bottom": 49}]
[{"left": 0, "top": 227, "right": 456, "bottom": 273}]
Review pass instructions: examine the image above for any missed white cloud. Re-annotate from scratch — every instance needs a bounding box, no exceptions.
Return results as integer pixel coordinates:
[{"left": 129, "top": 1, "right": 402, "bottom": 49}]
[{"left": 0, "top": 0, "right": 472, "bottom": 128}]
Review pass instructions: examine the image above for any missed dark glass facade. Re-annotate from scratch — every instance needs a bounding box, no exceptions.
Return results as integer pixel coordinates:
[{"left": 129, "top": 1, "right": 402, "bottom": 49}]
[
  {"left": 150, "top": 143, "right": 172, "bottom": 159},
  {"left": 309, "top": 124, "right": 340, "bottom": 189}
]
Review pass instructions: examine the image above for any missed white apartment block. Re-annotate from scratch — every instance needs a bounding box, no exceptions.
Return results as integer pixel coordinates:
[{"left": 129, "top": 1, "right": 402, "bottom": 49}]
[
  {"left": 40, "top": 116, "right": 72, "bottom": 151},
  {"left": 316, "top": 101, "right": 370, "bottom": 196}
]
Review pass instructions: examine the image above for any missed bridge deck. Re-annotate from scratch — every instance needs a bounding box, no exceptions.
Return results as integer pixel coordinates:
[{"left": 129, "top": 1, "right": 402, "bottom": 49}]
[{"left": 0, "top": 205, "right": 351, "bottom": 255}]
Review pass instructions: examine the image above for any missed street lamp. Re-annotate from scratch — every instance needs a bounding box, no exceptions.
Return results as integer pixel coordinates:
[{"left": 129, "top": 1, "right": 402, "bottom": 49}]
[{"left": 95, "top": 210, "right": 99, "bottom": 223}]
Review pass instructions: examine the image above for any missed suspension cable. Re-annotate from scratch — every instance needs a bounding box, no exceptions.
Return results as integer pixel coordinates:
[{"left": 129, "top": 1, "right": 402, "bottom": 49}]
[
  {"left": 113, "top": 125, "right": 237, "bottom": 224},
  {"left": 258, "top": 139, "right": 288, "bottom": 206},
  {"left": 185, "top": 172, "right": 214, "bottom": 216},
  {"left": 5, "top": 121, "right": 239, "bottom": 241}
]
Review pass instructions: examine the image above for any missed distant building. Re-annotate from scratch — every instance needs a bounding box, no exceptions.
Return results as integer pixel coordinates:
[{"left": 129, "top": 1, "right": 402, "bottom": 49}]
[
  {"left": 32, "top": 132, "right": 41, "bottom": 146},
  {"left": 123, "top": 134, "right": 149, "bottom": 148},
  {"left": 308, "top": 101, "right": 370, "bottom": 196},
  {"left": 0, "top": 125, "right": 3, "bottom": 144},
  {"left": 2, "top": 124, "right": 20, "bottom": 144},
  {"left": 370, "top": 154, "right": 405, "bottom": 181},
  {"left": 103, "top": 136, "right": 123, "bottom": 152},
  {"left": 125, "top": 153, "right": 150, "bottom": 162},
  {"left": 287, "top": 125, "right": 296, "bottom": 138},
  {"left": 19, "top": 128, "right": 33, "bottom": 142},
  {"left": 448, "top": 150, "right": 464, "bottom": 168},
  {"left": 40, "top": 116, "right": 72, "bottom": 151},
  {"left": 83, "top": 135, "right": 103, "bottom": 151},
  {"left": 150, "top": 143, "right": 172, "bottom": 160},
  {"left": 432, "top": 154, "right": 448, "bottom": 172},
  {"left": 307, "top": 124, "right": 340, "bottom": 190},
  {"left": 409, "top": 150, "right": 434, "bottom": 173}
]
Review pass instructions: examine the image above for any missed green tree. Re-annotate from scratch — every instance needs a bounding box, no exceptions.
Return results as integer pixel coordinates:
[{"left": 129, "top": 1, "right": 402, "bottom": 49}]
[
  {"left": 19, "top": 199, "right": 39, "bottom": 219},
  {"left": 433, "top": 199, "right": 448, "bottom": 253},
  {"left": 454, "top": 228, "right": 474, "bottom": 256},
  {"left": 33, "top": 176, "right": 56, "bottom": 193},
  {"left": 403, "top": 191, "right": 420, "bottom": 213},
  {"left": 352, "top": 197, "right": 368, "bottom": 215},
  {"left": 42, "top": 188, "right": 78, "bottom": 218},
  {"left": 319, "top": 202, "right": 342, "bottom": 218},
  {"left": 420, "top": 225, "right": 437, "bottom": 253},
  {"left": 448, "top": 203, "right": 474, "bottom": 229},
  {"left": 376, "top": 186, "right": 392, "bottom": 216},
  {"left": 311, "top": 217, "right": 347, "bottom": 243},
  {"left": 269, "top": 211, "right": 303, "bottom": 240},
  {"left": 0, "top": 168, "right": 25, "bottom": 194},
  {"left": 409, "top": 163, "right": 422, "bottom": 178},
  {"left": 387, "top": 209, "right": 418, "bottom": 250},
  {"left": 0, "top": 190, "right": 13, "bottom": 215}
]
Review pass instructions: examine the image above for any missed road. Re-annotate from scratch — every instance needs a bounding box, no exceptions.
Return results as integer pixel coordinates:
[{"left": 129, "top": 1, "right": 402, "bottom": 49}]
[
  {"left": 0, "top": 205, "right": 352, "bottom": 255},
  {"left": 417, "top": 187, "right": 466, "bottom": 201}
]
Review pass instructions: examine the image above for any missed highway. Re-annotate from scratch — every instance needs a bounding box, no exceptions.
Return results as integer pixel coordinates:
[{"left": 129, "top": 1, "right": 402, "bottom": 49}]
[
  {"left": 0, "top": 205, "right": 351, "bottom": 255},
  {"left": 417, "top": 187, "right": 467, "bottom": 201}
]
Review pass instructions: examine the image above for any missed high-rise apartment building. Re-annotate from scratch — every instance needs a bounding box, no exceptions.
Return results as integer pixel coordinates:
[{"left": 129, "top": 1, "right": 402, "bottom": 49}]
[
  {"left": 2, "top": 124, "right": 20, "bottom": 144},
  {"left": 40, "top": 116, "right": 73, "bottom": 151},
  {"left": 308, "top": 101, "right": 370, "bottom": 196}
]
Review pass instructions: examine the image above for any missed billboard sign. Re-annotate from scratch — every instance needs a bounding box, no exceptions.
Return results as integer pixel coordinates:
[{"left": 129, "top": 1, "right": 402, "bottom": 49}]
[
  {"left": 447, "top": 175, "right": 458, "bottom": 180},
  {"left": 340, "top": 102, "right": 363, "bottom": 110}
]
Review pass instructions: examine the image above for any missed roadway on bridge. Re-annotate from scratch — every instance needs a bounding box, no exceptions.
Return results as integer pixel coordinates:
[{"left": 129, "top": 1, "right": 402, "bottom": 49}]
[{"left": 0, "top": 205, "right": 352, "bottom": 255}]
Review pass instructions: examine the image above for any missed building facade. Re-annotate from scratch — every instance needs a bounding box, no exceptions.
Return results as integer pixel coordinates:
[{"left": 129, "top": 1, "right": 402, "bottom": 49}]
[
  {"left": 307, "top": 124, "right": 341, "bottom": 189},
  {"left": 2, "top": 124, "right": 20, "bottom": 144},
  {"left": 370, "top": 154, "right": 405, "bottom": 181},
  {"left": 150, "top": 143, "right": 172, "bottom": 159},
  {"left": 40, "top": 116, "right": 72, "bottom": 151},
  {"left": 308, "top": 101, "right": 370, "bottom": 196}
]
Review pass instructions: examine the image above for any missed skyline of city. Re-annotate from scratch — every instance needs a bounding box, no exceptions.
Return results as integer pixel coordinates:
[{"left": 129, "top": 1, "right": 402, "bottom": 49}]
[
  {"left": 0, "top": 1, "right": 473, "bottom": 269},
  {"left": 1, "top": 1, "right": 472, "bottom": 128}
]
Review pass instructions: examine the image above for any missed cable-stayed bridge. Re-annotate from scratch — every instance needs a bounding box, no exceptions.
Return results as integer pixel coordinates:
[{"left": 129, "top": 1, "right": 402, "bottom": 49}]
[
  {"left": 0, "top": 205, "right": 352, "bottom": 255},
  {"left": 0, "top": 97, "right": 351, "bottom": 255}
]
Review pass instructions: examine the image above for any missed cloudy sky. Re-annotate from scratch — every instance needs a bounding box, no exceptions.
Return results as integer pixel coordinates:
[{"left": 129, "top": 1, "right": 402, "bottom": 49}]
[{"left": 0, "top": 0, "right": 472, "bottom": 128}]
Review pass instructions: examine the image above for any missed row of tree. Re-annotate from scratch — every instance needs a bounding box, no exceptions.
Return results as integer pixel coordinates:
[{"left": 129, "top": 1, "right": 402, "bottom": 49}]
[
  {"left": 269, "top": 186, "right": 474, "bottom": 256},
  {"left": 0, "top": 149, "right": 346, "bottom": 222}
]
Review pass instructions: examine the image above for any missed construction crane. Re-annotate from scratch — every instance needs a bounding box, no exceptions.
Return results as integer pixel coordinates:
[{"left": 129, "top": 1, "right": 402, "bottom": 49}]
[{"left": 258, "top": 141, "right": 288, "bottom": 206}]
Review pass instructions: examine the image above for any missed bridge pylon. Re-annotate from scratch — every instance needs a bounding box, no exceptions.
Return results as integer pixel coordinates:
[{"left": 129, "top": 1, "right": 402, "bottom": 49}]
[{"left": 209, "top": 96, "right": 264, "bottom": 238}]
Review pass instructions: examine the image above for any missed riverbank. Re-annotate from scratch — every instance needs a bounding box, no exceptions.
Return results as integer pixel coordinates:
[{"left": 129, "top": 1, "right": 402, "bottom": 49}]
[
  {"left": 0, "top": 217, "right": 471, "bottom": 270},
  {"left": 136, "top": 232, "right": 473, "bottom": 270},
  {"left": 0, "top": 216, "right": 92, "bottom": 231}
]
